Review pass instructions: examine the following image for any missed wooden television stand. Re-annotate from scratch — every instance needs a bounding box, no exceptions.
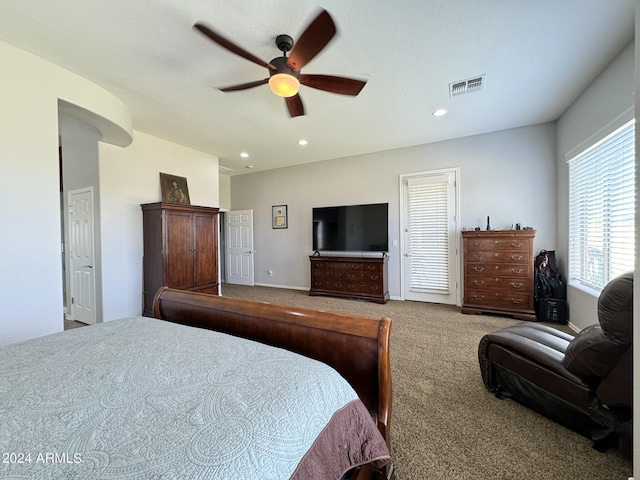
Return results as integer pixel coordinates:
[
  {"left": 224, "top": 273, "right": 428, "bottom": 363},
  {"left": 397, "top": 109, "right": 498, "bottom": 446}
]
[{"left": 309, "top": 254, "right": 389, "bottom": 304}]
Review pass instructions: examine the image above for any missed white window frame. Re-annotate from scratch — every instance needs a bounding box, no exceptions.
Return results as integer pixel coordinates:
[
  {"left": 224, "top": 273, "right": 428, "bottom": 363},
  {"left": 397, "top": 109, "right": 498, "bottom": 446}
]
[{"left": 567, "top": 110, "right": 635, "bottom": 294}]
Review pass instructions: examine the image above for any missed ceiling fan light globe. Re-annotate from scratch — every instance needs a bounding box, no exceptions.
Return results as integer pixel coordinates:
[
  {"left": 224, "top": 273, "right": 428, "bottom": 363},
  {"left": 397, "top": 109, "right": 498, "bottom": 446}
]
[{"left": 269, "top": 74, "right": 300, "bottom": 97}]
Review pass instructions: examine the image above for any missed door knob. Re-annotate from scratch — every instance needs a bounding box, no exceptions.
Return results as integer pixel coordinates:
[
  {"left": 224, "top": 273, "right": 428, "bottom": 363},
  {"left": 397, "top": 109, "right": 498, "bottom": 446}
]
[{"left": 83, "top": 265, "right": 93, "bottom": 268}]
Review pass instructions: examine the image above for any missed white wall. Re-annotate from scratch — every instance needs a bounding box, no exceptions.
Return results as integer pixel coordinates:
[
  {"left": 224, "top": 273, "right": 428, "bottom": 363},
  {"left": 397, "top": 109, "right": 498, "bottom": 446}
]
[
  {"left": 98, "top": 131, "right": 219, "bottom": 321},
  {"left": 0, "top": 41, "right": 220, "bottom": 345},
  {"left": 231, "top": 122, "right": 557, "bottom": 299},
  {"left": 556, "top": 40, "right": 635, "bottom": 331},
  {"left": 219, "top": 174, "right": 231, "bottom": 211},
  {"left": 0, "top": 40, "right": 131, "bottom": 346}
]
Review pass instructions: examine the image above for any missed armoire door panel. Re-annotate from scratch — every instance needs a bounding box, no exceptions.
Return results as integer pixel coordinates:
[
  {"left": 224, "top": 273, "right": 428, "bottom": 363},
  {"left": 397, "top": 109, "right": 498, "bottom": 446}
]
[
  {"left": 165, "top": 212, "right": 193, "bottom": 288},
  {"left": 193, "top": 213, "right": 217, "bottom": 286}
]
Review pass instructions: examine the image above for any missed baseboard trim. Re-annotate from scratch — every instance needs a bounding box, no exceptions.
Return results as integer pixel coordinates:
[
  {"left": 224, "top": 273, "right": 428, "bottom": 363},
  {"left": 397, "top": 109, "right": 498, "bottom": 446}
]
[{"left": 253, "top": 282, "right": 308, "bottom": 291}]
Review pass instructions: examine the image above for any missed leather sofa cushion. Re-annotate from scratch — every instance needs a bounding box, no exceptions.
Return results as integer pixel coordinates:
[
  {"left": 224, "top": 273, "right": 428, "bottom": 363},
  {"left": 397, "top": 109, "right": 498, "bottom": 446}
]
[
  {"left": 563, "top": 272, "right": 633, "bottom": 381},
  {"left": 563, "top": 324, "right": 627, "bottom": 381},
  {"left": 484, "top": 323, "right": 577, "bottom": 379},
  {"left": 598, "top": 271, "right": 633, "bottom": 342},
  {"left": 478, "top": 322, "right": 591, "bottom": 410}
]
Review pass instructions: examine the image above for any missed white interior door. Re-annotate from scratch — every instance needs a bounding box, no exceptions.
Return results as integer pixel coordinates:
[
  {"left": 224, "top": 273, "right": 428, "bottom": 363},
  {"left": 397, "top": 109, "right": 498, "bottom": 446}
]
[
  {"left": 226, "top": 210, "right": 254, "bottom": 286},
  {"left": 401, "top": 169, "right": 460, "bottom": 305},
  {"left": 68, "top": 187, "right": 97, "bottom": 324}
]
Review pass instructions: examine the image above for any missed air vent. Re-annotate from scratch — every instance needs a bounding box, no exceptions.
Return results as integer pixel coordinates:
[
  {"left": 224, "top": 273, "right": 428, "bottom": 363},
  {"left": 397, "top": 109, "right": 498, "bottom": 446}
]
[
  {"left": 218, "top": 165, "right": 234, "bottom": 173},
  {"left": 449, "top": 75, "right": 485, "bottom": 97}
]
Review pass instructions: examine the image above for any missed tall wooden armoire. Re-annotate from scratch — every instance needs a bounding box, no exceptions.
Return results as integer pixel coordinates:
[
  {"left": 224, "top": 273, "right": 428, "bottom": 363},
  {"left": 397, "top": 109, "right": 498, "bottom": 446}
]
[{"left": 141, "top": 202, "right": 219, "bottom": 316}]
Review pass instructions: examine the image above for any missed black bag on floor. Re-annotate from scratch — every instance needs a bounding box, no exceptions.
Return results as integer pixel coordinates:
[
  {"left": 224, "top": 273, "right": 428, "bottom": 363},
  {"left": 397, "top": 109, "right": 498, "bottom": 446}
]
[{"left": 534, "top": 250, "right": 567, "bottom": 323}]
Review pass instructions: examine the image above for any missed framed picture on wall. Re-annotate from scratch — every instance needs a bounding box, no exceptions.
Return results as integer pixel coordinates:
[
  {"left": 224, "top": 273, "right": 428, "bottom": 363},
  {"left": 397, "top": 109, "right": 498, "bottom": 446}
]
[
  {"left": 272, "top": 205, "right": 288, "bottom": 229},
  {"left": 160, "top": 173, "right": 191, "bottom": 205}
]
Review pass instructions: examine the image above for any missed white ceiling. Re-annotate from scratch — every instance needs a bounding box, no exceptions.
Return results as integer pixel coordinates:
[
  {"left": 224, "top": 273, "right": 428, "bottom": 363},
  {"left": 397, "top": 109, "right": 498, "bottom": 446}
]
[{"left": 0, "top": 1, "right": 634, "bottom": 175}]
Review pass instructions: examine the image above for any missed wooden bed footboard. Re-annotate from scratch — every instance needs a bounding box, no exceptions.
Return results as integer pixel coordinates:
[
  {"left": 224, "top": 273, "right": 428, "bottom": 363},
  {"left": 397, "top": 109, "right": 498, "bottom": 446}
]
[{"left": 152, "top": 286, "right": 392, "bottom": 447}]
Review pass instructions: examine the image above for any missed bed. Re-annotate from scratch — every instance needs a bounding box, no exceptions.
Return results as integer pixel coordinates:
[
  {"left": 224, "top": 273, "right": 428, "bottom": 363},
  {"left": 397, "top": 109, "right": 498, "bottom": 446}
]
[{"left": 0, "top": 287, "right": 394, "bottom": 479}]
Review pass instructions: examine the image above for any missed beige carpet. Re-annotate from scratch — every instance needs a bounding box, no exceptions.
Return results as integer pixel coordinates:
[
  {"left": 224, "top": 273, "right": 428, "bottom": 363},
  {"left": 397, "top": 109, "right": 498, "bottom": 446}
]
[{"left": 220, "top": 284, "right": 632, "bottom": 480}]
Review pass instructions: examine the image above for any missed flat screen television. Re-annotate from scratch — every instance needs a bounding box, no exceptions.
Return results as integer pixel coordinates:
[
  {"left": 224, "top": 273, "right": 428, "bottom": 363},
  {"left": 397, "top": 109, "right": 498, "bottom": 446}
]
[{"left": 312, "top": 203, "right": 389, "bottom": 252}]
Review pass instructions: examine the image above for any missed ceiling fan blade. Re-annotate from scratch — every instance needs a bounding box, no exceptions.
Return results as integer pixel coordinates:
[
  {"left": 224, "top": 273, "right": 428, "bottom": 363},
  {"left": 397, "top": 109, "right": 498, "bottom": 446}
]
[
  {"left": 299, "top": 74, "right": 367, "bottom": 96},
  {"left": 218, "top": 79, "right": 269, "bottom": 92},
  {"left": 287, "top": 9, "right": 336, "bottom": 72},
  {"left": 285, "top": 94, "right": 305, "bottom": 117},
  {"left": 194, "top": 23, "right": 275, "bottom": 71}
]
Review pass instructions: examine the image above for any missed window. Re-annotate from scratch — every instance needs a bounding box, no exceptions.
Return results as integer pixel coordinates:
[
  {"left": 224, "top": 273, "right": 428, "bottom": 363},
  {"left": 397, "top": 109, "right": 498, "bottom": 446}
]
[{"left": 568, "top": 117, "right": 635, "bottom": 292}]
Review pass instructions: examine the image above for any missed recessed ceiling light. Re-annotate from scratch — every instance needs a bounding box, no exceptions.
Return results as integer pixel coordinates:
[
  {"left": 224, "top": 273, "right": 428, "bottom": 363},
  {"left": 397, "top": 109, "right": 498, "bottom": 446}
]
[
  {"left": 432, "top": 109, "right": 448, "bottom": 117},
  {"left": 297, "top": 139, "right": 308, "bottom": 146},
  {"left": 240, "top": 152, "right": 250, "bottom": 158}
]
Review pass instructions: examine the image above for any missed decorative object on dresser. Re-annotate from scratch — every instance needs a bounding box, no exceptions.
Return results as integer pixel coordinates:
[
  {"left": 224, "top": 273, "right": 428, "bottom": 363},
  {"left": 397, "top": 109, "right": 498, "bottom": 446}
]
[
  {"left": 309, "top": 254, "right": 389, "bottom": 304},
  {"left": 141, "top": 202, "right": 219, "bottom": 316},
  {"left": 461, "top": 230, "right": 536, "bottom": 320}
]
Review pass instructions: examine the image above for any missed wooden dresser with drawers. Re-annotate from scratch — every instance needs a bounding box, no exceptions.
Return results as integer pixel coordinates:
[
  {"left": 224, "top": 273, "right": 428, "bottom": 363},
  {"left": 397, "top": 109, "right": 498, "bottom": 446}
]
[
  {"left": 309, "top": 255, "right": 389, "bottom": 304},
  {"left": 461, "top": 230, "right": 536, "bottom": 320}
]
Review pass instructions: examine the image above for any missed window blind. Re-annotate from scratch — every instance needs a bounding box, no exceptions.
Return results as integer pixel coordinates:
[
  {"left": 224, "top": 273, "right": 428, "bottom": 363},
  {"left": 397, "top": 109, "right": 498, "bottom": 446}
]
[
  {"left": 406, "top": 176, "right": 450, "bottom": 292},
  {"left": 568, "top": 119, "right": 635, "bottom": 291}
]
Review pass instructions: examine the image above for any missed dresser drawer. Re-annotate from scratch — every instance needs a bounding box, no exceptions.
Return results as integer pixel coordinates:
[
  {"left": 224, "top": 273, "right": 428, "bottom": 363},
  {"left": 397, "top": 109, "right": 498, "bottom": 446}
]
[
  {"left": 466, "top": 262, "right": 530, "bottom": 277},
  {"left": 466, "top": 250, "right": 530, "bottom": 264},
  {"left": 466, "top": 237, "right": 531, "bottom": 253},
  {"left": 345, "top": 271, "right": 384, "bottom": 283},
  {"left": 311, "top": 261, "right": 327, "bottom": 270},
  {"left": 464, "top": 290, "right": 533, "bottom": 309},
  {"left": 465, "top": 275, "right": 531, "bottom": 292},
  {"left": 345, "top": 282, "right": 383, "bottom": 295},
  {"left": 328, "top": 262, "right": 363, "bottom": 271}
]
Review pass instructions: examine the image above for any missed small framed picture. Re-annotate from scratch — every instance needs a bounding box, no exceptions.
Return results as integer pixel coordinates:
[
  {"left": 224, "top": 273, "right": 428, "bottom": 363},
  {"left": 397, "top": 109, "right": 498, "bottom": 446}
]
[
  {"left": 160, "top": 173, "right": 191, "bottom": 205},
  {"left": 272, "top": 205, "right": 288, "bottom": 229}
]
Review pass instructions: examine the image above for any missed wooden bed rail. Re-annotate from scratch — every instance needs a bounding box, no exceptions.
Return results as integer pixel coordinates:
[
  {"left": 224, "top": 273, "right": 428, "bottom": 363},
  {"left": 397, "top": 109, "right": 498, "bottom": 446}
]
[{"left": 152, "top": 286, "right": 393, "bottom": 447}]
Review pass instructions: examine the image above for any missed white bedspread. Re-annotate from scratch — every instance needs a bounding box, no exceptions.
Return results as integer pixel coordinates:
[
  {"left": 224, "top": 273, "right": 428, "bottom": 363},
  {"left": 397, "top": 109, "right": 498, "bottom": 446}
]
[{"left": 0, "top": 317, "right": 359, "bottom": 479}]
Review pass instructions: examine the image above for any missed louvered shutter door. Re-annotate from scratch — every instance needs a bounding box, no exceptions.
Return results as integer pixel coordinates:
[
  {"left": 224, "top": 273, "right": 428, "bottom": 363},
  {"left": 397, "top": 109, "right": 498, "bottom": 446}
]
[{"left": 406, "top": 175, "right": 450, "bottom": 293}]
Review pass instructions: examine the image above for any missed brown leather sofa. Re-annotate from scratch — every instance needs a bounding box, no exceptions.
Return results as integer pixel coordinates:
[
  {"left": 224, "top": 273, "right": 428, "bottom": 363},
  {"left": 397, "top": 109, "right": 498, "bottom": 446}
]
[{"left": 478, "top": 271, "right": 633, "bottom": 457}]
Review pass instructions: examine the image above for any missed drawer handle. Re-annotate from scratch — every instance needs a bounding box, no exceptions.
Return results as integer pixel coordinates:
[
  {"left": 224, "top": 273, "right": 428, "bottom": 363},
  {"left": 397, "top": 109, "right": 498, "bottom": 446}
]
[
  {"left": 511, "top": 242, "right": 523, "bottom": 248},
  {"left": 510, "top": 282, "right": 523, "bottom": 289},
  {"left": 511, "top": 298, "right": 523, "bottom": 304},
  {"left": 473, "top": 295, "right": 485, "bottom": 301},
  {"left": 473, "top": 242, "right": 485, "bottom": 247},
  {"left": 473, "top": 280, "right": 485, "bottom": 286},
  {"left": 511, "top": 268, "right": 523, "bottom": 274},
  {"left": 474, "top": 266, "right": 485, "bottom": 272},
  {"left": 510, "top": 255, "right": 523, "bottom": 261},
  {"left": 473, "top": 254, "right": 485, "bottom": 260}
]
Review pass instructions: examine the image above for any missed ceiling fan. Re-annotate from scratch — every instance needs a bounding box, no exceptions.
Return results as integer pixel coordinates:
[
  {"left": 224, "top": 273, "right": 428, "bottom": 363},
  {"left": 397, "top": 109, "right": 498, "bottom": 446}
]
[{"left": 193, "top": 9, "right": 367, "bottom": 117}]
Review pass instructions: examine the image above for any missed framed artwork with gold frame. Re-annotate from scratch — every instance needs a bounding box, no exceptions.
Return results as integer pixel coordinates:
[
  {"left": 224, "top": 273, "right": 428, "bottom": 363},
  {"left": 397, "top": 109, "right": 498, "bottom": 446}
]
[{"left": 160, "top": 173, "right": 191, "bottom": 205}]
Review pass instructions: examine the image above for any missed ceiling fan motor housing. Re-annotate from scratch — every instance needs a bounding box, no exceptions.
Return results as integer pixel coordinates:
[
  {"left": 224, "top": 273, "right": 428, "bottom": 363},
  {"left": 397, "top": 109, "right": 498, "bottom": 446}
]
[
  {"left": 275, "top": 34, "right": 294, "bottom": 53},
  {"left": 269, "top": 56, "right": 299, "bottom": 79}
]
